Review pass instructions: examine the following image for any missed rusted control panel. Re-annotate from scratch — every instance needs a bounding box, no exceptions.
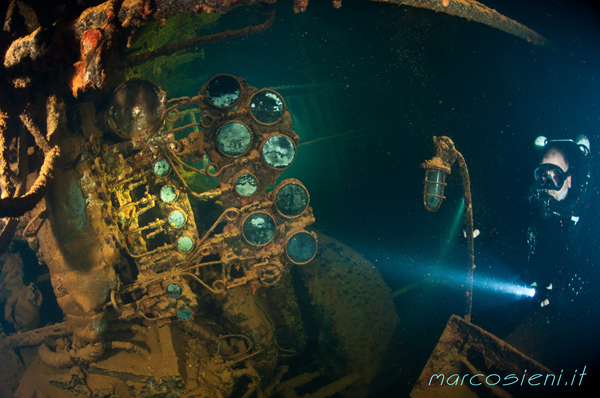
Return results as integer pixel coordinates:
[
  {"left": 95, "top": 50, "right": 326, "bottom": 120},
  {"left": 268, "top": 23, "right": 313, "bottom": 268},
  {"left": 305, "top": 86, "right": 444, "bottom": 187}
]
[{"left": 101, "top": 75, "right": 317, "bottom": 322}]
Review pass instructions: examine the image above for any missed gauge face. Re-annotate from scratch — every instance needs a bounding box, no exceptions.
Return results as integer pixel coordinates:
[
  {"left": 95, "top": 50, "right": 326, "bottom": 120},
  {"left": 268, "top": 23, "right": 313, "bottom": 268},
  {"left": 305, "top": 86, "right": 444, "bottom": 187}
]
[
  {"left": 153, "top": 160, "right": 170, "bottom": 177},
  {"left": 160, "top": 186, "right": 177, "bottom": 202},
  {"left": 107, "top": 79, "right": 166, "bottom": 137},
  {"left": 216, "top": 122, "right": 252, "bottom": 156},
  {"left": 177, "top": 307, "right": 192, "bottom": 320},
  {"left": 286, "top": 231, "right": 317, "bottom": 264},
  {"left": 168, "top": 210, "right": 187, "bottom": 228},
  {"left": 262, "top": 135, "right": 296, "bottom": 169},
  {"left": 259, "top": 264, "right": 282, "bottom": 285},
  {"left": 166, "top": 283, "right": 182, "bottom": 298},
  {"left": 206, "top": 75, "right": 241, "bottom": 107},
  {"left": 250, "top": 90, "right": 285, "bottom": 124},
  {"left": 234, "top": 173, "right": 258, "bottom": 197},
  {"left": 242, "top": 212, "right": 276, "bottom": 246},
  {"left": 276, "top": 182, "right": 308, "bottom": 217},
  {"left": 177, "top": 236, "right": 194, "bottom": 253}
]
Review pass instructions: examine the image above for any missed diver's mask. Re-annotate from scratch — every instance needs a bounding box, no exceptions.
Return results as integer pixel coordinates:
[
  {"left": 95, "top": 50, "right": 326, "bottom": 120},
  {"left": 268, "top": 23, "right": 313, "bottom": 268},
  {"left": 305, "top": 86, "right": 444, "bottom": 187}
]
[{"left": 534, "top": 163, "right": 570, "bottom": 191}]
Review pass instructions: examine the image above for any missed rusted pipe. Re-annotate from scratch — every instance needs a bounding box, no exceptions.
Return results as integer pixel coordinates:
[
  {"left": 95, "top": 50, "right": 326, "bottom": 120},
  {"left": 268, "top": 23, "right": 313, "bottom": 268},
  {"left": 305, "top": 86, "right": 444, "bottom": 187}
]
[
  {"left": 116, "top": 4, "right": 276, "bottom": 70},
  {"left": 38, "top": 341, "right": 106, "bottom": 369},
  {"left": 0, "top": 145, "right": 61, "bottom": 218},
  {"left": 4, "top": 321, "right": 73, "bottom": 349},
  {"left": 455, "top": 150, "right": 475, "bottom": 322},
  {"left": 374, "top": 0, "right": 549, "bottom": 46}
]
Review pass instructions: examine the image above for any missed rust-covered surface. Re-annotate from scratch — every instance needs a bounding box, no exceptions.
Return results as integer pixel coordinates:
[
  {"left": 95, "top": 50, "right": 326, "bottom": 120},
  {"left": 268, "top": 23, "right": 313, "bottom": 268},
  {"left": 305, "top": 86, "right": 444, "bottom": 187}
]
[
  {"left": 0, "top": 65, "right": 400, "bottom": 396},
  {"left": 376, "top": 0, "right": 548, "bottom": 46},
  {"left": 410, "top": 314, "right": 554, "bottom": 398},
  {"left": 297, "top": 232, "right": 400, "bottom": 398}
]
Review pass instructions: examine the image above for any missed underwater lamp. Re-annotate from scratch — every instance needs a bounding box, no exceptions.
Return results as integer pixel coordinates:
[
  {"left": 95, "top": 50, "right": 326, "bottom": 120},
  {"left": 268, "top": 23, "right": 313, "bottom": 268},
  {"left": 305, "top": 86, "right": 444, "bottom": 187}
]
[
  {"left": 421, "top": 137, "right": 455, "bottom": 212},
  {"left": 422, "top": 169, "right": 447, "bottom": 212}
]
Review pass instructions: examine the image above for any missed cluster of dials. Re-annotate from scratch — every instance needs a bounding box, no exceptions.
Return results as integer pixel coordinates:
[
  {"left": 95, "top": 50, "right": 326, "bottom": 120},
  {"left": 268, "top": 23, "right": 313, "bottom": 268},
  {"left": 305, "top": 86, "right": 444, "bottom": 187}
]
[
  {"left": 197, "top": 75, "right": 318, "bottom": 274},
  {"left": 102, "top": 74, "right": 317, "bottom": 320},
  {"left": 103, "top": 77, "right": 200, "bottom": 263}
]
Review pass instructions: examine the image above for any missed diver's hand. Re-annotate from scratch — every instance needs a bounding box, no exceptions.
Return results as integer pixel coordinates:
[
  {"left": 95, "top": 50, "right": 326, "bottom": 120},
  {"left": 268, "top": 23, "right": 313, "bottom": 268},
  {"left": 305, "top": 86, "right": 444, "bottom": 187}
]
[{"left": 536, "top": 282, "right": 574, "bottom": 323}]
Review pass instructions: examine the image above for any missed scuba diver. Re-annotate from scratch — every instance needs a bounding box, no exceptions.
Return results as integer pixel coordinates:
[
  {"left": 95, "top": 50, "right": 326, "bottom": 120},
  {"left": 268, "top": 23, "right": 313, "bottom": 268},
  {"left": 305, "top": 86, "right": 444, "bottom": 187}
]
[
  {"left": 501, "top": 134, "right": 598, "bottom": 372},
  {"left": 525, "top": 135, "right": 593, "bottom": 311}
]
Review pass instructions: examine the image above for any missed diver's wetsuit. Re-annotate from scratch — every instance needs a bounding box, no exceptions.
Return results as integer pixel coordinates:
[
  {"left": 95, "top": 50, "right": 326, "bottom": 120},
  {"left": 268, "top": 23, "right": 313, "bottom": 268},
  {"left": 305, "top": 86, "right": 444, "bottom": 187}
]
[
  {"left": 505, "top": 161, "right": 599, "bottom": 372},
  {"left": 525, "top": 191, "right": 586, "bottom": 297}
]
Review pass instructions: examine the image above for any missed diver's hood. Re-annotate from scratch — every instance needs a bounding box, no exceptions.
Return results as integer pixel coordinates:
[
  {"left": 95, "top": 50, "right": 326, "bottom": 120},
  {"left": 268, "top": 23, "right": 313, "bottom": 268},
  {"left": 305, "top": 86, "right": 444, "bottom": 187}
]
[{"left": 532, "top": 134, "right": 592, "bottom": 222}]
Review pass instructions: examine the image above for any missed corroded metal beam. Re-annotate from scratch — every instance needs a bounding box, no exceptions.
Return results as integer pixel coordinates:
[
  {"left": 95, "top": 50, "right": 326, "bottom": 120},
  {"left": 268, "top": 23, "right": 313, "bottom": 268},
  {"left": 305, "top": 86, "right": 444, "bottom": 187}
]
[
  {"left": 411, "top": 315, "right": 554, "bottom": 397},
  {"left": 0, "top": 0, "right": 548, "bottom": 102},
  {"left": 3, "top": 321, "right": 73, "bottom": 349},
  {"left": 117, "top": 4, "right": 276, "bottom": 70},
  {"left": 375, "top": 0, "right": 549, "bottom": 46},
  {"left": 0, "top": 145, "right": 60, "bottom": 218}
]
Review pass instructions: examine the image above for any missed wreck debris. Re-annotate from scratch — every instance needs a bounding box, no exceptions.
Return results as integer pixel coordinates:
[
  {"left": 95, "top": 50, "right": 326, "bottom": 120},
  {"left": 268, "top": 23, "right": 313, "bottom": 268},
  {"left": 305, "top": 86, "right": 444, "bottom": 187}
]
[
  {"left": 0, "top": 218, "right": 18, "bottom": 255},
  {"left": 376, "top": 0, "right": 549, "bottom": 46},
  {"left": 0, "top": 0, "right": 548, "bottom": 106},
  {"left": 117, "top": 0, "right": 268, "bottom": 26},
  {"left": 45, "top": 95, "right": 65, "bottom": 143},
  {"left": 70, "top": 1, "right": 119, "bottom": 96},
  {"left": 71, "top": 28, "right": 107, "bottom": 97},
  {"left": 310, "top": 372, "right": 360, "bottom": 398},
  {"left": 0, "top": 112, "right": 61, "bottom": 219},
  {"left": 38, "top": 341, "right": 107, "bottom": 369},
  {"left": 293, "top": 0, "right": 309, "bottom": 13},
  {"left": 0, "top": 330, "right": 24, "bottom": 398},
  {"left": 3, "top": 0, "right": 41, "bottom": 35},
  {"left": 296, "top": 232, "right": 400, "bottom": 395},
  {"left": 117, "top": 4, "right": 276, "bottom": 70},
  {"left": 0, "top": 113, "right": 13, "bottom": 198},
  {"left": 3, "top": 321, "right": 73, "bottom": 349},
  {"left": 2, "top": 27, "right": 46, "bottom": 70},
  {"left": 5, "top": 141, "right": 59, "bottom": 216},
  {"left": 0, "top": 112, "right": 27, "bottom": 254},
  {"left": 19, "top": 111, "right": 51, "bottom": 154},
  {"left": 0, "top": 252, "right": 42, "bottom": 331},
  {"left": 292, "top": 0, "right": 548, "bottom": 45},
  {"left": 411, "top": 315, "right": 554, "bottom": 397},
  {"left": 109, "top": 340, "right": 151, "bottom": 359}
]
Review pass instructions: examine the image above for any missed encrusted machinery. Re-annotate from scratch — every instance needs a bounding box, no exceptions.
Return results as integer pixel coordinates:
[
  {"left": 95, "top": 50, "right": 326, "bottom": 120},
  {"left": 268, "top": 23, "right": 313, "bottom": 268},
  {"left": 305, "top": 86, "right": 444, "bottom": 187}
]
[
  {"left": 101, "top": 75, "right": 317, "bottom": 324},
  {"left": 99, "top": 75, "right": 317, "bottom": 320},
  {"left": 0, "top": 73, "right": 401, "bottom": 398},
  {"left": 0, "top": 75, "right": 329, "bottom": 398}
]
